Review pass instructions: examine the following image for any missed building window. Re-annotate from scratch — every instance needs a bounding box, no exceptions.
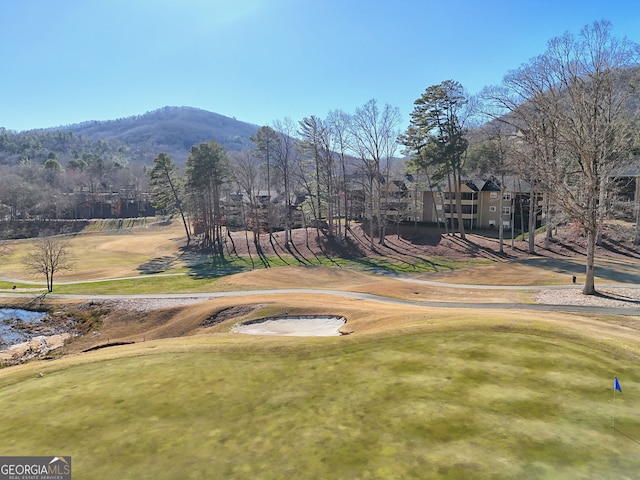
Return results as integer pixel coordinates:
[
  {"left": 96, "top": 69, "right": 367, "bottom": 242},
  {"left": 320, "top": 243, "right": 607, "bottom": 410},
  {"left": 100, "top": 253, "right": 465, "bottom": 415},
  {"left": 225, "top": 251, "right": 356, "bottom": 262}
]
[
  {"left": 502, "top": 206, "right": 511, "bottom": 215},
  {"left": 489, "top": 206, "right": 497, "bottom": 212},
  {"left": 445, "top": 205, "right": 477, "bottom": 214},
  {"left": 445, "top": 191, "right": 474, "bottom": 200},
  {"left": 490, "top": 192, "right": 498, "bottom": 199},
  {"left": 461, "top": 205, "right": 477, "bottom": 214},
  {"left": 502, "top": 193, "right": 511, "bottom": 201}
]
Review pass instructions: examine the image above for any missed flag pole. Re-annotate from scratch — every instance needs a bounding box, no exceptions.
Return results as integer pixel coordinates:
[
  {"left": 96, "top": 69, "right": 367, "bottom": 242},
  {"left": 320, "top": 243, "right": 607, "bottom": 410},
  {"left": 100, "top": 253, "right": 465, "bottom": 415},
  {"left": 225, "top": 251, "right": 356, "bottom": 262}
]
[
  {"left": 612, "top": 376, "right": 622, "bottom": 429},
  {"left": 612, "top": 376, "right": 616, "bottom": 429}
]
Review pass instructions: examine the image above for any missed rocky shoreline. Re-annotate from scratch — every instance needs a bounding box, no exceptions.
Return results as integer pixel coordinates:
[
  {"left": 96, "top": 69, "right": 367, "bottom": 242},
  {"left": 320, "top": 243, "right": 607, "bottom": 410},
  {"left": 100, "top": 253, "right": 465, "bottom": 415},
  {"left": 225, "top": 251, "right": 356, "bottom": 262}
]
[
  {"left": 0, "top": 333, "right": 71, "bottom": 364},
  {"left": 0, "top": 307, "right": 77, "bottom": 365}
]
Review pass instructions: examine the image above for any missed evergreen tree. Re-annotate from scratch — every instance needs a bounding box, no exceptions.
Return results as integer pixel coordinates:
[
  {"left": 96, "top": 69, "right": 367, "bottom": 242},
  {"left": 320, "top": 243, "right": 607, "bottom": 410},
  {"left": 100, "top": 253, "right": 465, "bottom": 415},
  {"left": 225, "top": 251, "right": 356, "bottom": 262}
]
[
  {"left": 185, "top": 140, "right": 229, "bottom": 255},
  {"left": 148, "top": 152, "right": 191, "bottom": 244}
]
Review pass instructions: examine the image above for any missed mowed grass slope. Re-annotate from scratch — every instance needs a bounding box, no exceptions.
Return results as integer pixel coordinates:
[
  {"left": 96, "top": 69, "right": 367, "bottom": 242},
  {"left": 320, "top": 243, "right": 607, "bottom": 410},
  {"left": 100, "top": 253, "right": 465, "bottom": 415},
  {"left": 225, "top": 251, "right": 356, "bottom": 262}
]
[
  {"left": 1, "top": 322, "right": 639, "bottom": 480},
  {"left": 0, "top": 220, "right": 186, "bottom": 282},
  {"left": 2, "top": 221, "right": 640, "bottom": 478}
]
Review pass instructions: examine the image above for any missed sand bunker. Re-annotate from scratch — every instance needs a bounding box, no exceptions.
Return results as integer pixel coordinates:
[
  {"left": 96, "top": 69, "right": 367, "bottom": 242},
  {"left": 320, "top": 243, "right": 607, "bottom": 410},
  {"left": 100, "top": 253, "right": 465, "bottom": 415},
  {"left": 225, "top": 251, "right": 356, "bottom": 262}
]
[{"left": 233, "top": 315, "right": 346, "bottom": 337}]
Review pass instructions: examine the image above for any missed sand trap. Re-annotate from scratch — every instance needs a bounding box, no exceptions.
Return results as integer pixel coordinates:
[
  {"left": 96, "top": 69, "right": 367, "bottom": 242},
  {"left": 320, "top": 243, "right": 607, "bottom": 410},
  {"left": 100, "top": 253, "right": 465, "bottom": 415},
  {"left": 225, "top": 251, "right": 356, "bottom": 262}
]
[{"left": 233, "top": 315, "right": 346, "bottom": 337}]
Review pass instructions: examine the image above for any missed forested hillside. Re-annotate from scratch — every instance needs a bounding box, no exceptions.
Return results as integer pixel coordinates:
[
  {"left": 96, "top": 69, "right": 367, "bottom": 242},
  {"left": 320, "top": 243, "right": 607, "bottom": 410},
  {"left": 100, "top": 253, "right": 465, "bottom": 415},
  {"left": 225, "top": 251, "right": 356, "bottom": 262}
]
[
  {"left": 63, "top": 106, "right": 259, "bottom": 162},
  {"left": 0, "top": 106, "right": 259, "bottom": 167}
]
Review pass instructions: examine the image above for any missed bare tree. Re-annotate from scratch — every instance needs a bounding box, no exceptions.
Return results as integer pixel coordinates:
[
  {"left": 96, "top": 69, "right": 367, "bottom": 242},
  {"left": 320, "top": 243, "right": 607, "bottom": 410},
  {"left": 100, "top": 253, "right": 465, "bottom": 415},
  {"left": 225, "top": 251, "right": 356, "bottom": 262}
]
[
  {"left": 24, "top": 237, "right": 72, "bottom": 292},
  {"left": 483, "top": 21, "right": 639, "bottom": 294},
  {"left": 271, "top": 118, "right": 299, "bottom": 246},
  {"left": 298, "top": 116, "right": 325, "bottom": 228},
  {"left": 326, "top": 109, "right": 354, "bottom": 240},
  {"left": 228, "top": 149, "right": 263, "bottom": 266},
  {"left": 349, "top": 99, "right": 402, "bottom": 249},
  {"left": 0, "top": 172, "right": 40, "bottom": 220},
  {"left": 298, "top": 115, "right": 339, "bottom": 237},
  {"left": 466, "top": 122, "right": 514, "bottom": 253},
  {"left": 251, "top": 126, "right": 280, "bottom": 242}
]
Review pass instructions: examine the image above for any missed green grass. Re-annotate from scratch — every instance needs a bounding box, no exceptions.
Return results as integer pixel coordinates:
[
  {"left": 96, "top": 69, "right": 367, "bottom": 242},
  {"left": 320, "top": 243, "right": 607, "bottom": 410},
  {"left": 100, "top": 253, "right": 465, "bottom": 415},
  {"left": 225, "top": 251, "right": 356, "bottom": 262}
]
[
  {"left": 0, "top": 281, "right": 42, "bottom": 290},
  {"left": 81, "top": 217, "right": 155, "bottom": 232},
  {"left": 51, "top": 274, "right": 220, "bottom": 295},
  {"left": 188, "top": 253, "right": 483, "bottom": 275},
  {"left": 1, "top": 330, "right": 638, "bottom": 479},
  {"left": 341, "top": 255, "right": 488, "bottom": 274},
  {"left": 34, "top": 254, "right": 488, "bottom": 295},
  {"left": 515, "top": 225, "right": 548, "bottom": 242}
]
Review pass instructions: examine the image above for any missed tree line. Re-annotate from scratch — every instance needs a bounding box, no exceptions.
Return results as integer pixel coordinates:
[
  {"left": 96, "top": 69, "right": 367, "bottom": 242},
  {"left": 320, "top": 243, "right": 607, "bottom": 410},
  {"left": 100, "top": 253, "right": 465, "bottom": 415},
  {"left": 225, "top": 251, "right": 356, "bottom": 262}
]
[
  {"left": 148, "top": 100, "right": 406, "bottom": 258},
  {"left": 0, "top": 129, "right": 147, "bottom": 223}
]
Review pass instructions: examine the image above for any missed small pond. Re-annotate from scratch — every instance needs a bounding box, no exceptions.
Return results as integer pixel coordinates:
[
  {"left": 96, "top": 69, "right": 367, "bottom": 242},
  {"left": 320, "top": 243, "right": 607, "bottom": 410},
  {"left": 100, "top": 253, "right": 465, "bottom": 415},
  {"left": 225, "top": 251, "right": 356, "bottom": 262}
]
[
  {"left": 233, "top": 315, "right": 346, "bottom": 337},
  {"left": 0, "top": 308, "right": 49, "bottom": 349}
]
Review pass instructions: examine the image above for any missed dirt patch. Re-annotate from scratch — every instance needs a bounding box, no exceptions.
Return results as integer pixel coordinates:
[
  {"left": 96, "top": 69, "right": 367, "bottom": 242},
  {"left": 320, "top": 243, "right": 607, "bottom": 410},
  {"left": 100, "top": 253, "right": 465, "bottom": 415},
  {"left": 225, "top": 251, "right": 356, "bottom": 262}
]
[
  {"left": 217, "top": 221, "right": 639, "bottom": 267},
  {"left": 201, "top": 305, "right": 264, "bottom": 327}
]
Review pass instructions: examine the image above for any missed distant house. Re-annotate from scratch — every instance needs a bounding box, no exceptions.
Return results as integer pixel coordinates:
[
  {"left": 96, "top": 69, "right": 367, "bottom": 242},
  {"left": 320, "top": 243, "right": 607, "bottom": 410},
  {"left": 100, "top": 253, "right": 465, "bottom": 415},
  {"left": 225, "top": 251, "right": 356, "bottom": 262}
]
[
  {"left": 378, "top": 179, "right": 409, "bottom": 225},
  {"left": 611, "top": 163, "right": 640, "bottom": 202},
  {"left": 59, "top": 189, "right": 154, "bottom": 220},
  {"left": 221, "top": 189, "right": 309, "bottom": 232}
]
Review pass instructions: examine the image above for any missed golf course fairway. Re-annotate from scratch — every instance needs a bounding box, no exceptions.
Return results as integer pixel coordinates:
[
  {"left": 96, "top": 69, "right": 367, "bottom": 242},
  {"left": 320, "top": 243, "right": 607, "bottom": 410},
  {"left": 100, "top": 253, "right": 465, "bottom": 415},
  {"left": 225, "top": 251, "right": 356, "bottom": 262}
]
[{"left": 1, "top": 317, "right": 639, "bottom": 480}]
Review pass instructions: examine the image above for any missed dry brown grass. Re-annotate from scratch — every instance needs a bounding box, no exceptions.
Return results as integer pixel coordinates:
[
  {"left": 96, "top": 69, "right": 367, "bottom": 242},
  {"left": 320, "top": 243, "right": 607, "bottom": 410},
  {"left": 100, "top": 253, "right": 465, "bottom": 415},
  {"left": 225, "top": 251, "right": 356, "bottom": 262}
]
[
  {"left": 0, "top": 223, "right": 186, "bottom": 281},
  {"left": 218, "top": 265, "right": 536, "bottom": 302},
  {"left": 427, "top": 261, "right": 572, "bottom": 285},
  {"left": 1, "top": 220, "right": 638, "bottom": 287},
  {"left": 2, "top": 220, "right": 639, "bottom": 361},
  {"left": 49, "top": 285, "right": 640, "bottom": 362}
]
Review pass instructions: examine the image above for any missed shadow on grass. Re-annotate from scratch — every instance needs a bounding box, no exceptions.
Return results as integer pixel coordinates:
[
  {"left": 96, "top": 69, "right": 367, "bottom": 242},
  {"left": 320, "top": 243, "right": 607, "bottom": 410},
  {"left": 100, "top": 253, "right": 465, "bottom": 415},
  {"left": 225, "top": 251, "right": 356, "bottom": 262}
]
[
  {"left": 517, "top": 257, "right": 640, "bottom": 284},
  {"left": 447, "top": 235, "right": 514, "bottom": 262},
  {"left": 603, "top": 239, "right": 640, "bottom": 259},
  {"left": 383, "top": 236, "right": 442, "bottom": 271},
  {"left": 137, "top": 256, "right": 178, "bottom": 274},
  {"left": 345, "top": 257, "right": 411, "bottom": 277},
  {"left": 187, "top": 256, "right": 247, "bottom": 279},
  {"left": 596, "top": 291, "right": 640, "bottom": 305}
]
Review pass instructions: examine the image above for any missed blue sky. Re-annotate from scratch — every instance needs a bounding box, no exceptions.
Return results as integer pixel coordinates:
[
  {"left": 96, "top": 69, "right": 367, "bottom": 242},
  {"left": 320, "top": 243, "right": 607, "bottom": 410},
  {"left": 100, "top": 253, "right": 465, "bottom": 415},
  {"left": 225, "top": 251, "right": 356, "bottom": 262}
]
[{"left": 1, "top": 0, "right": 639, "bottom": 132}]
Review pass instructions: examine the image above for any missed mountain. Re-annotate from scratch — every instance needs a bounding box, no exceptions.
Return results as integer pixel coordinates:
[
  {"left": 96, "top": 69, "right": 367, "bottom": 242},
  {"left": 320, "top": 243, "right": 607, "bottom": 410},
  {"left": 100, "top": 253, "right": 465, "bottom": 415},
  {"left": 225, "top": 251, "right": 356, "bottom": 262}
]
[
  {"left": 0, "top": 106, "right": 261, "bottom": 168},
  {"left": 61, "top": 106, "right": 260, "bottom": 163}
]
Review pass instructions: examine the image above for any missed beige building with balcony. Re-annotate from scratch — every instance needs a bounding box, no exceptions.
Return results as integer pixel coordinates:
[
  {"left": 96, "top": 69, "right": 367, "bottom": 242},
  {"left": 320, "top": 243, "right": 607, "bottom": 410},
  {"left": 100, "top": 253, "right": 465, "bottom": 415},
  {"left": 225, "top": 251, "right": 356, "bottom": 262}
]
[{"left": 420, "top": 177, "right": 544, "bottom": 231}]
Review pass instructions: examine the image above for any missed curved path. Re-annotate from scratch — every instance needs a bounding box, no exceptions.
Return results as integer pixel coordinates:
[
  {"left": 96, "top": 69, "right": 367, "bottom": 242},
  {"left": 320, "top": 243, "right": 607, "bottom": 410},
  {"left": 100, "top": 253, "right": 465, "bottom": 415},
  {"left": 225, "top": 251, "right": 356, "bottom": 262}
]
[{"left": 2, "top": 284, "right": 639, "bottom": 317}]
